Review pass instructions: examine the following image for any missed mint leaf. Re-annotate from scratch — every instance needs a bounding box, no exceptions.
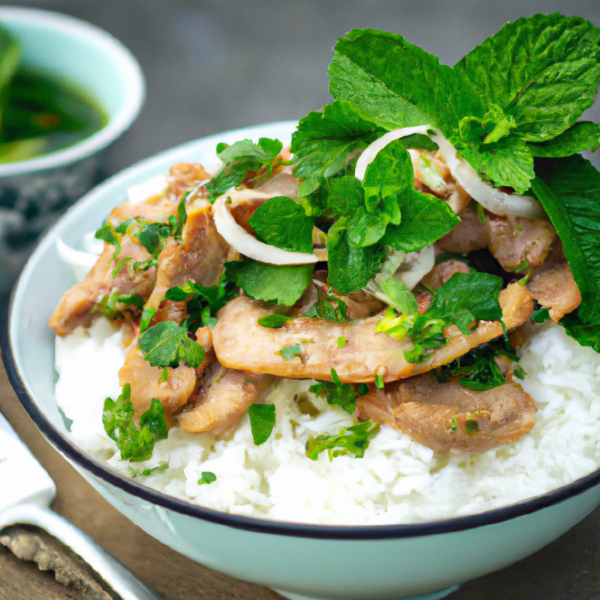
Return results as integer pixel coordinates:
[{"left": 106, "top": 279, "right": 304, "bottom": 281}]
[
  {"left": 329, "top": 29, "right": 486, "bottom": 139},
  {"left": 460, "top": 137, "right": 534, "bottom": 194},
  {"left": 305, "top": 421, "right": 380, "bottom": 460},
  {"left": 381, "top": 187, "right": 460, "bottom": 252},
  {"left": 326, "top": 218, "right": 385, "bottom": 294},
  {"left": 138, "top": 398, "right": 168, "bottom": 441},
  {"left": 427, "top": 272, "right": 504, "bottom": 331},
  {"left": 198, "top": 471, "right": 217, "bottom": 485},
  {"left": 291, "top": 100, "right": 383, "bottom": 195},
  {"left": 313, "top": 176, "right": 364, "bottom": 218},
  {"left": 248, "top": 196, "right": 314, "bottom": 253},
  {"left": 102, "top": 384, "right": 163, "bottom": 462},
  {"left": 225, "top": 260, "right": 313, "bottom": 306},
  {"left": 309, "top": 368, "right": 357, "bottom": 414},
  {"left": 560, "top": 310, "right": 600, "bottom": 353},
  {"left": 138, "top": 321, "right": 204, "bottom": 368},
  {"left": 454, "top": 14, "right": 600, "bottom": 143},
  {"left": 278, "top": 344, "right": 302, "bottom": 361},
  {"left": 248, "top": 404, "right": 276, "bottom": 446},
  {"left": 206, "top": 138, "right": 283, "bottom": 202},
  {"left": 529, "top": 121, "right": 600, "bottom": 157},
  {"left": 378, "top": 278, "right": 418, "bottom": 314},
  {"left": 532, "top": 155, "right": 600, "bottom": 323}
]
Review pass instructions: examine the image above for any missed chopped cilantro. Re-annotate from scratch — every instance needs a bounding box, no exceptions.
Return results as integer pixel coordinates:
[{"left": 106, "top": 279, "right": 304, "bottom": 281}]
[
  {"left": 91, "top": 290, "right": 144, "bottom": 322},
  {"left": 206, "top": 138, "right": 283, "bottom": 202},
  {"left": 198, "top": 471, "right": 217, "bottom": 485},
  {"left": 309, "top": 368, "right": 357, "bottom": 414},
  {"left": 375, "top": 374, "right": 384, "bottom": 389},
  {"left": 138, "top": 321, "right": 204, "bottom": 369},
  {"left": 128, "top": 463, "right": 168, "bottom": 477},
  {"left": 258, "top": 314, "right": 294, "bottom": 328},
  {"left": 248, "top": 404, "right": 276, "bottom": 446},
  {"left": 278, "top": 344, "right": 302, "bottom": 361},
  {"left": 103, "top": 386, "right": 168, "bottom": 462},
  {"left": 305, "top": 421, "right": 380, "bottom": 461},
  {"left": 337, "top": 336, "right": 347, "bottom": 349}
]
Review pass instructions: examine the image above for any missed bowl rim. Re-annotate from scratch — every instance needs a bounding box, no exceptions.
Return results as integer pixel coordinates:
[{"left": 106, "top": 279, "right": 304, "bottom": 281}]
[
  {"left": 0, "top": 6, "right": 145, "bottom": 177},
  {"left": 4, "top": 121, "right": 600, "bottom": 541}
]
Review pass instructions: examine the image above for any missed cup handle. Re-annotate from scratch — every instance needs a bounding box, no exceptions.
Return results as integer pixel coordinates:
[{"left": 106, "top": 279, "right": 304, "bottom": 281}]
[{"left": 0, "top": 503, "right": 163, "bottom": 600}]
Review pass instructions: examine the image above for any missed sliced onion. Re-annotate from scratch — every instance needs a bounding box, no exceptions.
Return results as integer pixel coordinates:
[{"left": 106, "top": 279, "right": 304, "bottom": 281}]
[
  {"left": 213, "top": 192, "right": 318, "bottom": 265},
  {"left": 56, "top": 236, "right": 99, "bottom": 283},
  {"left": 429, "top": 130, "right": 545, "bottom": 219},
  {"left": 355, "top": 125, "right": 431, "bottom": 181}
]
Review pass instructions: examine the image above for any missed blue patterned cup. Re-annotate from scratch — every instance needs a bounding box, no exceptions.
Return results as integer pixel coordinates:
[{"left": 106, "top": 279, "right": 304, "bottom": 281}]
[{"left": 0, "top": 7, "right": 145, "bottom": 293}]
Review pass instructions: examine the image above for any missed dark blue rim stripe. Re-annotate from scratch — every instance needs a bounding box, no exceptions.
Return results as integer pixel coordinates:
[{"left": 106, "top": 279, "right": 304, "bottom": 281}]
[{"left": 3, "top": 288, "right": 600, "bottom": 541}]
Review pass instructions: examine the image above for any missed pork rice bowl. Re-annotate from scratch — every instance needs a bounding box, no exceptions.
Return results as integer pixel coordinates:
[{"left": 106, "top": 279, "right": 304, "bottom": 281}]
[{"left": 51, "top": 14, "right": 600, "bottom": 525}]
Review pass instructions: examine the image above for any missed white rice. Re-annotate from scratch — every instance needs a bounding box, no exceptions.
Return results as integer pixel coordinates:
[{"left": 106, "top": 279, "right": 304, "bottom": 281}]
[{"left": 55, "top": 318, "right": 600, "bottom": 525}]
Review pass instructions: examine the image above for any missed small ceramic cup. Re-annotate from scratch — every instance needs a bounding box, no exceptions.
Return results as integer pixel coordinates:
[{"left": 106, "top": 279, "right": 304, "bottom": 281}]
[{"left": 0, "top": 7, "right": 145, "bottom": 293}]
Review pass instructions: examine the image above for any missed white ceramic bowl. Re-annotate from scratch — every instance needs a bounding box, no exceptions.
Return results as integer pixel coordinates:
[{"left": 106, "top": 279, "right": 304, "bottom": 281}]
[
  {"left": 5, "top": 122, "right": 600, "bottom": 600},
  {"left": 0, "top": 7, "right": 145, "bottom": 292}
]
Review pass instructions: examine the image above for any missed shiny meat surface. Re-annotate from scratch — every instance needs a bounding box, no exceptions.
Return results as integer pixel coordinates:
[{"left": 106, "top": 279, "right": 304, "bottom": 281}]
[
  {"left": 118, "top": 344, "right": 196, "bottom": 426},
  {"left": 437, "top": 205, "right": 488, "bottom": 254},
  {"left": 212, "top": 283, "right": 532, "bottom": 383},
  {"left": 49, "top": 234, "right": 156, "bottom": 336},
  {"left": 144, "top": 204, "right": 230, "bottom": 321},
  {"left": 177, "top": 364, "right": 274, "bottom": 434},
  {"left": 357, "top": 372, "right": 536, "bottom": 452},
  {"left": 484, "top": 213, "right": 555, "bottom": 272},
  {"left": 167, "top": 162, "right": 211, "bottom": 199},
  {"left": 420, "top": 259, "right": 470, "bottom": 291},
  {"left": 528, "top": 262, "right": 581, "bottom": 323}
]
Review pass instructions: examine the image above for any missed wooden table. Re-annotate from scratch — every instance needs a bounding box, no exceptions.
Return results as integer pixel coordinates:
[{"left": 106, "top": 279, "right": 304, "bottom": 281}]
[{"left": 2, "top": 356, "right": 600, "bottom": 599}]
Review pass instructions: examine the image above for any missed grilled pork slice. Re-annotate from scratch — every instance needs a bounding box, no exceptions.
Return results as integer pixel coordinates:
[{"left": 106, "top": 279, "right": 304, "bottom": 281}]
[
  {"left": 212, "top": 283, "right": 533, "bottom": 383},
  {"left": 177, "top": 364, "right": 274, "bottom": 434},
  {"left": 528, "top": 262, "right": 581, "bottom": 323},
  {"left": 483, "top": 213, "right": 555, "bottom": 272},
  {"left": 144, "top": 202, "right": 230, "bottom": 324},
  {"left": 357, "top": 372, "right": 535, "bottom": 453},
  {"left": 437, "top": 205, "right": 488, "bottom": 255},
  {"left": 118, "top": 344, "right": 196, "bottom": 427}
]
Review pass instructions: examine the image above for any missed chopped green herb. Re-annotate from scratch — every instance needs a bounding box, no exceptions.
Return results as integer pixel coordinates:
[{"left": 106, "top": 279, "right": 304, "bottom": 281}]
[
  {"left": 198, "top": 471, "right": 217, "bottom": 485},
  {"left": 102, "top": 385, "right": 167, "bottom": 462},
  {"left": 206, "top": 138, "right": 283, "bottom": 202},
  {"left": 305, "top": 421, "right": 380, "bottom": 461},
  {"left": 257, "top": 314, "right": 294, "bottom": 328},
  {"left": 514, "top": 365, "right": 526, "bottom": 379},
  {"left": 160, "top": 367, "right": 168, "bottom": 382},
  {"left": 465, "top": 419, "right": 479, "bottom": 435},
  {"left": 375, "top": 374, "right": 384, "bottom": 389},
  {"left": 309, "top": 368, "right": 357, "bottom": 414},
  {"left": 303, "top": 286, "right": 348, "bottom": 322},
  {"left": 337, "top": 336, "right": 347, "bottom": 349},
  {"left": 139, "top": 307, "right": 156, "bottom": 334},
  {"left": 91, "top": 290, "right": 144, "bottom": 322},
  {"left": 128, "top": 463, "right": 168, "bottom": 477},
  {"left": 138, "top": 321, "right": 204, "bottom": 369},
  {"left": 515, "top": 260, "right": 530, "bottom": 273},
  {"left": 358, "top": 383, "right": 369, "bottom": 395},
  {"left": 476, "top": 202, "right": 487, "bottom": 225},
  {"left": 111, "top": 256, "right": 132, "bottom": 278},
  {"left": 278, "top": 344, "right": 302, "bottom": 361},
  {"left": 248, "top": 404, "right": 276, "bottom": 446}
]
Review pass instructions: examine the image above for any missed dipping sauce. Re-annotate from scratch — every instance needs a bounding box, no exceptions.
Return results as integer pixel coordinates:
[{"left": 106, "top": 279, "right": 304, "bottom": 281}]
[{"left": 0, "top": 68, "right": 107, "bottom": 163}]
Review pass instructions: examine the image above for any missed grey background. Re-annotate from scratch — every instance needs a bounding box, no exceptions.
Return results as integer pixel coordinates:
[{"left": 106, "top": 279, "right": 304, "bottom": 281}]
[{"left": 3, "top": 1, "right": 600, "bottom": 598}]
